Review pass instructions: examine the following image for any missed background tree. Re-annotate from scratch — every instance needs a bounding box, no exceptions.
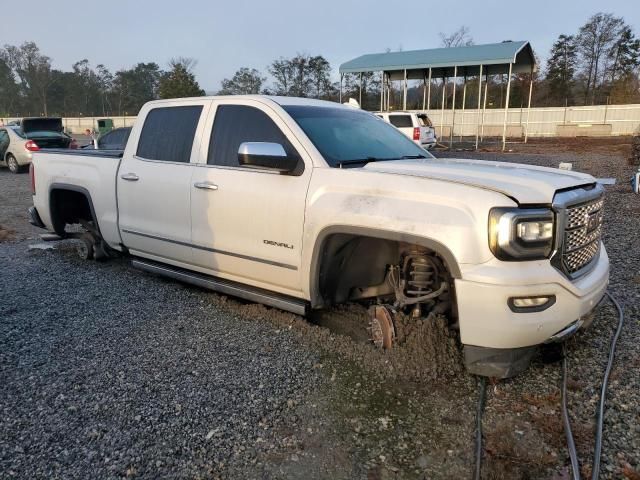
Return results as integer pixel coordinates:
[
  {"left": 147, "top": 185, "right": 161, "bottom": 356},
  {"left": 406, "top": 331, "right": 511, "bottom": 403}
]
[
  {"left": 268, "top": 57, "right": 294, "bottom": 95},
  {"left": 218, "top": 67, "right": 265, "bottom": 95},
  {"left": 545, "top": 34, "right": 578, "bottom": 105},
  {"left": 439, "top": 26, "right": 474, "bottom": 48},
  {"left": 576, "top": 12, "right": 624, "bottom": 104},
  {"left": 113, "top": 62, "right": 162, "bottom": 114},
  {"left": 308, "top": 55, "right": 334, "bottom": 99},
  {"left": 4, "top": 42, "right": 55, "bottom": 115},
  {"left": 0, "top": 55, "right": 20, "bottom": 115},
  {"left": 607, "top": 26, "right": 639, "bottom": 81},
  {"left": 158, "top": 58, "right": 204, "bottom": 99}
]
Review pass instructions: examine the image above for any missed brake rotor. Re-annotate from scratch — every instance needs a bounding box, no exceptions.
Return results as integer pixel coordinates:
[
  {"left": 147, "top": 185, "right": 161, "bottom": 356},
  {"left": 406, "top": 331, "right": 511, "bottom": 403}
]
[{"left": 368, "top": 305, "right": 395, "bottom": 349}]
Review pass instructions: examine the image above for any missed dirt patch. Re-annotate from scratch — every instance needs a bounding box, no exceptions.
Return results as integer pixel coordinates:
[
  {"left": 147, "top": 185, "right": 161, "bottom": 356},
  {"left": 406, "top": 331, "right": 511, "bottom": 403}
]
[
  {"left": 0, "top": 225, "right": 15, "bottom": 242},
  {"left": 484, "top": 419, "right": 557, "bottom": 479},
  {"left": 226, "top": 299, "right": 463, "bottom": 383}
]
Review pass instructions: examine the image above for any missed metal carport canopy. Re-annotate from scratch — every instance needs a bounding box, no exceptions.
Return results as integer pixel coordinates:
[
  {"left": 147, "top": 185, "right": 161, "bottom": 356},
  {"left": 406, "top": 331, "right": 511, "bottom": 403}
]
[{"left": 339, "top": 41, "right": 536, "bottom": 79}]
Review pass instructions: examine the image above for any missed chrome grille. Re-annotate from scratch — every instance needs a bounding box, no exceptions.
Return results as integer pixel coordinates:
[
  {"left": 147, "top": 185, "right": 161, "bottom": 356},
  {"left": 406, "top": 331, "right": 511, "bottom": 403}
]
[{"left": 561, "top": 196, "right": 604, "bottom": 275}]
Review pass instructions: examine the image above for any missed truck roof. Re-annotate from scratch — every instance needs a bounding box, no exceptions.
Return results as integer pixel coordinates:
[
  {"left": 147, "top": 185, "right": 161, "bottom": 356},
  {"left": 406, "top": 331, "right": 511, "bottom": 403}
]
[{"left": 144, "top": 95, "right": 347, "bottom": 109}]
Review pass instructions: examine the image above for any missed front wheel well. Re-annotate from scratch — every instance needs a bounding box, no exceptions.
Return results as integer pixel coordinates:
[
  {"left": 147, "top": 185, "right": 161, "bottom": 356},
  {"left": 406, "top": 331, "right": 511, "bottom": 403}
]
[
  {"left": 49, "top": 187, "right": 97, "bottom": 236},
  {"left": 311, "top": 231, "right": 459, "bottom": 317}
]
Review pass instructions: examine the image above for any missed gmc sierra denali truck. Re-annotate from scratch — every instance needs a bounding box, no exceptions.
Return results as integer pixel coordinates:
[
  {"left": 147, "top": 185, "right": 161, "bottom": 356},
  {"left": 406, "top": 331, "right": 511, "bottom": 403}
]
[{"left": 28, "top": 96, "right": 609, "bottom": 377}]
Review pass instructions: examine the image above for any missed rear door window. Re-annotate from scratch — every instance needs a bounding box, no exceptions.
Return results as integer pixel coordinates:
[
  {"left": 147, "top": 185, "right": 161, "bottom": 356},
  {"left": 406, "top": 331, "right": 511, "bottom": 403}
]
[
  {"left": 136, "top": 106, "right": 203, "bottom": 162},
  {"left": 388, "top": 115, "right": 412, "bottom": 128},
  {"left": 207, "top": 104, "right": 298, "bottom": 167}
]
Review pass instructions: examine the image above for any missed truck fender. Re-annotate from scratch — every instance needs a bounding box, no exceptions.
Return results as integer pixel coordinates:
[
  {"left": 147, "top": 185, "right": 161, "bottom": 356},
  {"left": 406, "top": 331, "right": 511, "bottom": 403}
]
[
  {"left": 49, "top": 183, "right": 101, "bottom": 236},
  {"left": 307, "top": 225, "right": 462, "bottom": 308}
]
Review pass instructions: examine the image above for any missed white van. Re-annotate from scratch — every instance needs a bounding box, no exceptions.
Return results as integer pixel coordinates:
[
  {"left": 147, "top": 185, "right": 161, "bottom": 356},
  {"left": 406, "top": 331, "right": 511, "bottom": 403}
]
[{"left": 375, "top": 112, "right": 437, "bottom": 150}]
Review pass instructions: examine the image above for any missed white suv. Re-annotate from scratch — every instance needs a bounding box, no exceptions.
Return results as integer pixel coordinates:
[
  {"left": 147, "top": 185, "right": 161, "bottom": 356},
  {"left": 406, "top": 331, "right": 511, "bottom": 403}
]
[{"left": 376, "top": 112, "right": 437, "bottom": 149}]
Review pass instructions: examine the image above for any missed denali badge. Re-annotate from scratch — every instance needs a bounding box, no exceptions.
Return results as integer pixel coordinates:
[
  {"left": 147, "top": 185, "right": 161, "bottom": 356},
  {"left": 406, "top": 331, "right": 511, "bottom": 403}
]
[{"left": 264, "top": 239, "right": 294, "bottom": 249}]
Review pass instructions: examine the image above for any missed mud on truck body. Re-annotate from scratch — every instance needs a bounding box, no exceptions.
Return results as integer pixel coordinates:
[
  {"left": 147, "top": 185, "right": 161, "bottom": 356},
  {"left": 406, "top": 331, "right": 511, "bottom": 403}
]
[{"left": 28, "top": 96, "right": 609, "bottom": 377}]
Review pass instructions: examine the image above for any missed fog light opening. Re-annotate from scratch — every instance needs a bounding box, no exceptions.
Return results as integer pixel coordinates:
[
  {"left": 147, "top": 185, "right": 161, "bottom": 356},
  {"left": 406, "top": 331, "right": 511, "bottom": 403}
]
[{"left": 508, "top": 295, "right": 556, "bottom": 313}]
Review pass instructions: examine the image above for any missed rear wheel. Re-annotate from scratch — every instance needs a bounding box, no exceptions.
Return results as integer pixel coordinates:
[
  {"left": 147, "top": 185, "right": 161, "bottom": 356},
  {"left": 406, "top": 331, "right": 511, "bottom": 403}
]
[
  {"left": 6, "top": 154, "right": 23, "bottom": 174},
  {"left": 77, "top": 233, "right": 95, "bottom": 260}
]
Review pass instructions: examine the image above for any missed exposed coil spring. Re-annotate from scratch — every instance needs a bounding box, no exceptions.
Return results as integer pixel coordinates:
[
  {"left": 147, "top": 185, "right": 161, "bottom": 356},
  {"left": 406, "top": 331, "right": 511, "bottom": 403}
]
[{"left": 403, "top": 254, "right": 438, "bottom": 298}]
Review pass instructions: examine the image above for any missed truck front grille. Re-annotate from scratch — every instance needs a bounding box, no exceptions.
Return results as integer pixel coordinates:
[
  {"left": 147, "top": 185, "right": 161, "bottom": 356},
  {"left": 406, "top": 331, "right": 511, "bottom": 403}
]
[{"left": 560, "top": 196, "right": 604, "bottom": 275}]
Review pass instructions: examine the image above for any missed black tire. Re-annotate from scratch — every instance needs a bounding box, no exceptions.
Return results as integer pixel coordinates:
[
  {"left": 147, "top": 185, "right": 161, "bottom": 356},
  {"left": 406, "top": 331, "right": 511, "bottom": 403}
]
[
  {"left": 93, "top": 241, "right": 109, "bottom": 262},
  {"left": 77, "top": 233, "right": 95, "bottom": 260},
  {"left": 6, "top": 154, "right": 23, "bottom": 174}
]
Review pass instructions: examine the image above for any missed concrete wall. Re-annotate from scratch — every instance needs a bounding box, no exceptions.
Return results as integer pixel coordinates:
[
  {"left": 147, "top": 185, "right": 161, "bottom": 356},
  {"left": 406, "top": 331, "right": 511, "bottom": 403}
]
[{"left": 413, "top": 103, "right": 640, "bottom": 138}]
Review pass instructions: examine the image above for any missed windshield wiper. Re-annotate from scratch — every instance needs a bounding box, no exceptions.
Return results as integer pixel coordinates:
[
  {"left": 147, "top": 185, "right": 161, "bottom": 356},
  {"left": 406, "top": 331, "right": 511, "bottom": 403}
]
[
  {"left": 337, "top": 157, "right": 382, "bottom": 167},
  {"left": 337, "top": 154, "right": 428, "bottom": 168}
]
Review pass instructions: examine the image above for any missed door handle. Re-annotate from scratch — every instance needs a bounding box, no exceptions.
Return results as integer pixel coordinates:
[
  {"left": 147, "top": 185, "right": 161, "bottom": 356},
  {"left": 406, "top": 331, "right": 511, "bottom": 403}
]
[
  {"left": 194, "top": 182, "right": 218, "bottom": 191},
  {"left": 121, "top": 173, "right": 139, "bottom": 181}
]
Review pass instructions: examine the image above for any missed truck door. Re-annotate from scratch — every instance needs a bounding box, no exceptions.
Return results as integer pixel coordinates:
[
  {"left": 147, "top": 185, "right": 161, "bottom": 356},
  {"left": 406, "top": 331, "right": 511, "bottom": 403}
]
[
  {"left": 117, "top": 102, "right": 208, "bottom": 264},
  {"left": 190, "top": 100, "right": 311, "bottom": 295}
]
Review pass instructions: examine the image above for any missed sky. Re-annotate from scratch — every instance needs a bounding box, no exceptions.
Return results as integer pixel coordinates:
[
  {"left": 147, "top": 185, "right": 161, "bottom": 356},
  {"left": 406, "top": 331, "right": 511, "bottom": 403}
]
[{"left": 2, "top": 0, "right": 639, "bottom": 92}]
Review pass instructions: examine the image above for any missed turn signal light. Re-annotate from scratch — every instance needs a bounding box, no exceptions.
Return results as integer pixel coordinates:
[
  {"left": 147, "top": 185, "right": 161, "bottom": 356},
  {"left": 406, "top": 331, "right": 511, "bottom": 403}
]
[{"left": 413, "top": 127, "right": 420, "bottom": 140}]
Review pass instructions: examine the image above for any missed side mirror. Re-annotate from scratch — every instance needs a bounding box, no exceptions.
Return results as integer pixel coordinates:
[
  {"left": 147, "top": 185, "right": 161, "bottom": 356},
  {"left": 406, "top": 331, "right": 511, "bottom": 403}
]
[{"left": 238, "top": 142, "right": 297, "bottom": 173}]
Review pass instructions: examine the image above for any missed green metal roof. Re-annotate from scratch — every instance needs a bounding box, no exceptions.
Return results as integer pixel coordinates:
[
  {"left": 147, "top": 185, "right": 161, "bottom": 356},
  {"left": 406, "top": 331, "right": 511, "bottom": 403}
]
[{"left": 339, "top": 41, "right": 535, "bottom": 77}]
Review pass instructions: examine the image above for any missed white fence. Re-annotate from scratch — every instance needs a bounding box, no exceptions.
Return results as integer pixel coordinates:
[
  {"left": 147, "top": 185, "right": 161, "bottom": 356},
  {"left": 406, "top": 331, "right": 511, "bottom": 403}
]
[
  {"left": 3, "top": 103, "right": 640, "bottom": 138},
  {"left": 415, "top": 103, "right": 640, "bottom": 138}
]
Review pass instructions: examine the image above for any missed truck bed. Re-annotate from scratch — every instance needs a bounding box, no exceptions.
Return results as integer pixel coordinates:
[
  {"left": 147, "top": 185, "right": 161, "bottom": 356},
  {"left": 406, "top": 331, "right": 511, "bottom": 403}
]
[{"left": 32, "top": 150, "right": 124, "bottom": 247}]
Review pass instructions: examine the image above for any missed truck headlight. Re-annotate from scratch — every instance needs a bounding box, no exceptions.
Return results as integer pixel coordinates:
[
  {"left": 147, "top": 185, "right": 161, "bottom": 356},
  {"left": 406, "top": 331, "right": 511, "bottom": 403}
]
[{"left": 489, "top": 208, "right": 555, "bottom": 260}]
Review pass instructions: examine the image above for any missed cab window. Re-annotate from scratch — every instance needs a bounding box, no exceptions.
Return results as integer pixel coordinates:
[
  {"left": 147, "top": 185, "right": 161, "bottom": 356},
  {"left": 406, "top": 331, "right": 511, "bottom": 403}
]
[
  {"left": 136, "top": 106, "right": 203, "bottom": 162},
  {"left": 207, "top": 105, "right": 299, "bottom": 168}
]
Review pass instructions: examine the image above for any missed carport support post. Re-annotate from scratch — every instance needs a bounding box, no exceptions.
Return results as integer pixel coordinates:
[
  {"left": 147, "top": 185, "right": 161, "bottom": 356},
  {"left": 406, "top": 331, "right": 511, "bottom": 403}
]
[
  {"left": 402, "top": 69, "right": 408, "bottom": 110},
  {"left": 422, "top": 72, "right": 427, "bottom": 110},
  {"left": 427, "top": 68, "right": 432, "bottom": 111},
  {"left": 380, "top": 72, "right": 384, "bottom": 110},
  {"left": 460, "top": 75, "right": 467, "bottom": 142},
  {"left": 524, "top": 67, "right": 534, "bottom": 143},
  {"left": 475, "top": 65, "right": 483, "bottom": 150},
  {"left": 359, "top": 72, "right": 363, "bottom": 107},
  {"left": 481, "top": 73, "right": 488, "bottom": 141},
  {"left": 501, "top": 63, "right": 513, "bottom": 152},
  {"left": 440, "top": 76, "right": 446, "bottom": 144},
  {"left": 449, "top": 66, "right": 457, "bottom": 149},
  {"left": 339, "top": 73, "right": 343, "bottom": 104}
]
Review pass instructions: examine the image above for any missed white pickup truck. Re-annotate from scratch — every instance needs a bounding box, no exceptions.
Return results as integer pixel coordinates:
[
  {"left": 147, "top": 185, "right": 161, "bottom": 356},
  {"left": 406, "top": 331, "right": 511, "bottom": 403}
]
[{"left": 28, "top": 95, "right": 609, "bottom": 377}]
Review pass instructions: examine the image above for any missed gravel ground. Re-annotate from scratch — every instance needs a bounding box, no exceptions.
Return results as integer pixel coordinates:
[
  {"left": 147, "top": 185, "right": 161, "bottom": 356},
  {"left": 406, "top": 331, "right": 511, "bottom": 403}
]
[
  {"left": 438, "top": 139, "right": 640, "bottom": 479},
  {"left": 1, "top": 138, "right": 638, "bottom": 479}
]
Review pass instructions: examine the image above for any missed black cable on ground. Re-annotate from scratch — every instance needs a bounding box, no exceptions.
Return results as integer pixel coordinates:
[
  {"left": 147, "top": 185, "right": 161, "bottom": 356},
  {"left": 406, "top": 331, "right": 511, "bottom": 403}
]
[
  {"left": 591, "top": 292, "right": 625, "bottom": 480},
  {"left": 474, "top": 375, "right": 487, "bottom": 480},
  {"left": 561, "top": 342, "right": 581, "bottom": 480},
  {"left": 561, "top": 290, "right": 625, "bottom": 480}
]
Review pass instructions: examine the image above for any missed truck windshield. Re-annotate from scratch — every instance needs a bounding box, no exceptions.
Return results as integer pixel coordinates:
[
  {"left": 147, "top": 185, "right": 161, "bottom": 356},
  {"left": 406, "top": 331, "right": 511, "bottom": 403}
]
[{"left": 283, "top": 106, "right": 434, "bottom": 168}]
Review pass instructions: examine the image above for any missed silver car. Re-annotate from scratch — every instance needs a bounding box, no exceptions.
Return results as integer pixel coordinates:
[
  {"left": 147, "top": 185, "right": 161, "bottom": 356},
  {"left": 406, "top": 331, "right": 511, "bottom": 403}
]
[
  {"left": 1, "top": 118, "right": 75, "bottom": 173},
  {"left": 0, "top": 126, "right": 34, "bottom": 174}
]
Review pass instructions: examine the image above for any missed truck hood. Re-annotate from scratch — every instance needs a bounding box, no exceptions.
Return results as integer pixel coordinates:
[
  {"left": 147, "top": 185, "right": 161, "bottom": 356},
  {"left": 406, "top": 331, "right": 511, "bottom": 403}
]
[{"left": 363, "top": 157, "right": 595, "bottom": 204}]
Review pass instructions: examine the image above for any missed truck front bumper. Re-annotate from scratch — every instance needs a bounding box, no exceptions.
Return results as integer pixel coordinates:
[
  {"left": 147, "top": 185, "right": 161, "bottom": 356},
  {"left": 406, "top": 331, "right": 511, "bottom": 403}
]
[{"left": 455, "top": 245, "right": 609, "bottom": 377}]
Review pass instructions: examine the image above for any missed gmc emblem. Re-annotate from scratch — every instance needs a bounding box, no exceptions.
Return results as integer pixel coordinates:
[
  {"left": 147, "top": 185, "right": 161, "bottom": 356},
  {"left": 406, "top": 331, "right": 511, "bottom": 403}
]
[{"left": 586, "top": 212, "right": 599, "bottom": 233}]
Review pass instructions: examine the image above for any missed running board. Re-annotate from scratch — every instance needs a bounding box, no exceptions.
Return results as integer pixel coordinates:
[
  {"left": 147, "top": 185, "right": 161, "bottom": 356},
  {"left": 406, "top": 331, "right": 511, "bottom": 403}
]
[{"left": 131, "top": 258, "right": 308, "bottom": 316}]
